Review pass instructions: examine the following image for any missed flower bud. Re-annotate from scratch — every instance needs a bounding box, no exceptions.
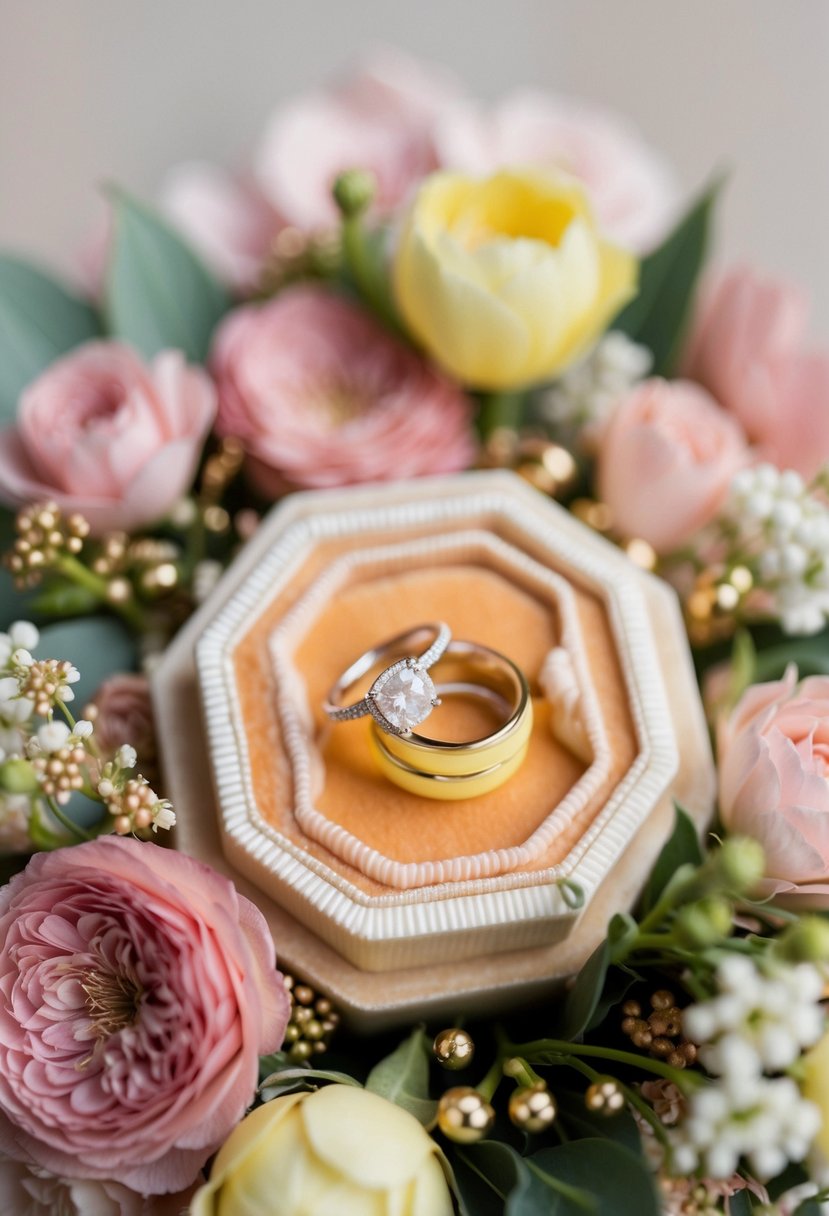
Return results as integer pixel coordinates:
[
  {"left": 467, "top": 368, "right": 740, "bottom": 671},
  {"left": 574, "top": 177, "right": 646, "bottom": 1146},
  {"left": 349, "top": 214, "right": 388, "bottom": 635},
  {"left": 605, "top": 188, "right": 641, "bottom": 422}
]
[
  {"left": 713, "top": 837, "right": 766, "bottom": 894},
  {"left": 674, "top": 896, "right": 733, "bottom": 949},
  {"left": 0, "top": 758, "right": 39, "bottom": 794},
  {"left": 776, "top": 917, "right": 829, "bottom": 964},
  {"left": 333, "top": 169, "right": 376, "bottom": 219}
]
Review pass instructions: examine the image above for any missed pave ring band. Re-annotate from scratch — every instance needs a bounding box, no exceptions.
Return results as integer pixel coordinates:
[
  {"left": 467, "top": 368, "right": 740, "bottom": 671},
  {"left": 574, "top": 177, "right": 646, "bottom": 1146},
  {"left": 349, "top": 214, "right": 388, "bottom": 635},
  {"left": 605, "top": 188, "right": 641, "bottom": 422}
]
[
  {"left": 370, "top": 641, "right": 533, "bottom": 800},
  {"left": 323, "top": 622, "right": 452, "bottom": 737}
]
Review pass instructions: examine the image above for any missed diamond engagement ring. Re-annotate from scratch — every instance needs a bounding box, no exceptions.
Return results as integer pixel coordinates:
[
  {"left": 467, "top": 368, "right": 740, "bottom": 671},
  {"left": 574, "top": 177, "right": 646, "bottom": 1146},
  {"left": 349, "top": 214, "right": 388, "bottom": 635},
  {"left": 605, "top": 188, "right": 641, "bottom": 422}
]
[{"left": 323, "top": 623, "right": 452, "bottom": 737}]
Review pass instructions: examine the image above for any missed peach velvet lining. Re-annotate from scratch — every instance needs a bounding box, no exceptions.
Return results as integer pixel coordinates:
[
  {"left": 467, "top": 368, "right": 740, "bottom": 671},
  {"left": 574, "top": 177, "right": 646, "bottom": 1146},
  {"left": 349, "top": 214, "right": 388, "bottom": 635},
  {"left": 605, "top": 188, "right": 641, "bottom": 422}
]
[{"left": 232, "top": 528, "right": 639, "bottom": 896}]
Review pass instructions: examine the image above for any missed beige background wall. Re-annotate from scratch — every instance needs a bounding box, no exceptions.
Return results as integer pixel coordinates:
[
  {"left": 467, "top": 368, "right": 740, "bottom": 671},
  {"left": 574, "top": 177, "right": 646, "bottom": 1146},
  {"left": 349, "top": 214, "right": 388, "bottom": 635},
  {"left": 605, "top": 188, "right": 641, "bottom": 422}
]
[{"left": 2, "top": 0, "right": 828, "bottom": 334}]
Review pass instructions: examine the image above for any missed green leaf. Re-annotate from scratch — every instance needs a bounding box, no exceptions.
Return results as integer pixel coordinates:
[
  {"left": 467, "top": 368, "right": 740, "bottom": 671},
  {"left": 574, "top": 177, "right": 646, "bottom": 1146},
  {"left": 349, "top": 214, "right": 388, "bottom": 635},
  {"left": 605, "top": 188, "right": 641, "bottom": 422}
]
[
  {"left": 725, "top": 1192, "right": 753, "bottom": 1216},
  {"left": 365, "top": 1026, "right": 437, "bottom": 1125},
  {"left": 259, "top": 1065, "right": 362, "bottom": 1100},
  {"left": 640, "top": 804, "right": 704, "bottom": 916},
  {"left": 36, "top": 616, "right": 136, "bottom": 706},
  {"left": 553, "top": 938, "right": 611, "bottom": 1041},
  {"left": 106, "top": 188, "right": 229, "bottom": 363},
  {"left": 530, "top": 1140, "right": 660, "bottom": 1216},
  {"left": 0, "top": 255, "right": 101, "bottom": 423},
  {"left": 753, "top": 631, "right": 829, "bottom": 681},
  {"left": 613, "top": 178, "right": 723, "bottom": 375},
  {"left": 457, "top": 1142, "right": 574, "bottom": 1216}
]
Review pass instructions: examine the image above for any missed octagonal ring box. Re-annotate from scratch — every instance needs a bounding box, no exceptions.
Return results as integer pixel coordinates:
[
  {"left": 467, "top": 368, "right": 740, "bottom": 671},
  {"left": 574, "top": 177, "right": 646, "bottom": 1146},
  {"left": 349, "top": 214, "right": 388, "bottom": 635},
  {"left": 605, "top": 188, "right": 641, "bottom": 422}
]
[{"left": 153, "top": 471, "right": 714, "bottom": 1029}]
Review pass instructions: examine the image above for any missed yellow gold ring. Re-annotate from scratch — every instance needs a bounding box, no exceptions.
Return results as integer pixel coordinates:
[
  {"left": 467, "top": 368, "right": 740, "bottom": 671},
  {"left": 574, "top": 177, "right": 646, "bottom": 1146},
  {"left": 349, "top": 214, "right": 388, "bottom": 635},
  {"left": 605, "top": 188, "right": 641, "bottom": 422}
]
[{"left": 369, "top": 641, "right": 532, "bottom": 798}]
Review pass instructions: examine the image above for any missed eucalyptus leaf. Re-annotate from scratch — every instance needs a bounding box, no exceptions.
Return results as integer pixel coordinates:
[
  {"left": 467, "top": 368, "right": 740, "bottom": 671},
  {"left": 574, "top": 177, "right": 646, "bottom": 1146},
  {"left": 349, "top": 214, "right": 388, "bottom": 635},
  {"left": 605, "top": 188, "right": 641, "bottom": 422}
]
[
  {"left": 106, "top": 188, "right": 229, "bottom": 363},
  {"left": 457, "top": 1142, "right": 571, "bottom": 1216},
  {"left": 365, "top": 1026, "right": 437, "bottom": 1125},
  {"left": 0, "top": 255, "right": 101, "bottom": 423},
  {"left": 36, "top": 616, "right": 136, "bottom": 706},
  {"left": 640, "top": 803, "right": 704, "bottom": 916},
  {"left": 613, "top": 178, "right": 722, "bottom": 375},
  {"left": 531, "top": 1139, "right": 660, "bottom": 1216},
  {"left": 553, "top": 937, "right": 610, "bottom": 1041}
]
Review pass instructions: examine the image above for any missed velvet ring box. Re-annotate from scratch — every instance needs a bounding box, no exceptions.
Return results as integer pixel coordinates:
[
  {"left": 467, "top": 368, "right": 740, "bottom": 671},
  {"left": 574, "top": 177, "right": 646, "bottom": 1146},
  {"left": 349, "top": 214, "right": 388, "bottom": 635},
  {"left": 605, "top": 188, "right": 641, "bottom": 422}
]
[{"left": 153, "top": 471, "right": 715, "bottom": 1028}]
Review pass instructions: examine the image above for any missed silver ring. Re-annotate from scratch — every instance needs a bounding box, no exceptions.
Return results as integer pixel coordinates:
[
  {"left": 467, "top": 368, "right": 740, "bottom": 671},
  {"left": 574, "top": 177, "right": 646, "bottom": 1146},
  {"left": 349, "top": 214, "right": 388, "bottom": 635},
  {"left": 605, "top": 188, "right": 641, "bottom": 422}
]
[{"left": 323, "top": 622, "right": 451, "bottom": 737}]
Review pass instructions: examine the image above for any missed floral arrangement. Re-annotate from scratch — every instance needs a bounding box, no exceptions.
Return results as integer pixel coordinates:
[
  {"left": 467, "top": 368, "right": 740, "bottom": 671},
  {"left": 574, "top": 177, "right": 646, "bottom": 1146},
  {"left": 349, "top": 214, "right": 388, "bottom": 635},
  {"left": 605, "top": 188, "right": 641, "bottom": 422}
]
[{"left": 2, "top": 45, "right": 829, "bottom": 1216}]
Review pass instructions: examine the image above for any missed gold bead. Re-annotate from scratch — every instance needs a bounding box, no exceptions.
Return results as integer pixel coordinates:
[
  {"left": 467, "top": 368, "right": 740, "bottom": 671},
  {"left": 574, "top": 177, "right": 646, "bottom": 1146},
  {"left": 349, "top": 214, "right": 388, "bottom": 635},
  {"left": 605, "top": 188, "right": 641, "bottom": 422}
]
[
  {"left": 107, "top": 577, "right": 133, "bottom": 606},
  {"left": 624, "top": 537, "right": 657, "bottom": 571},
  {"left": 433, "top": 1028, "right": 475, "bottom": 1071},
  {"left": 508, "top": 1082, "right": 557, "bottom": 1134},
  {"left": 283, "top": 1023, "right": 301, "bottom": 1044},
  {"left": 293, "top": 984, "right": 315, "bottom": 1006},
  {"left": 289, "top": 1040, "right": 313, "bottom": 1063},
  {"left": 204, "top": 505, "right": 230, "bottom": 533},
  {"left": 651, "top": 990, "right": 675, "bottom": 1011},
  {"left": 305, "top": 1019, "right": 325, "bottom": 1041},
  {"left": 621, "top": 1000, "right": 641, "bottom": 1017},
  {"left": 315, "top": 998, "right": 332, "bottom": 1017},
  {"left": 585, "top": 1078, "right": 625, "bottom": 1116},
  {"left": 437, "top": 1087, "right": 495, "bottom": 1144}
]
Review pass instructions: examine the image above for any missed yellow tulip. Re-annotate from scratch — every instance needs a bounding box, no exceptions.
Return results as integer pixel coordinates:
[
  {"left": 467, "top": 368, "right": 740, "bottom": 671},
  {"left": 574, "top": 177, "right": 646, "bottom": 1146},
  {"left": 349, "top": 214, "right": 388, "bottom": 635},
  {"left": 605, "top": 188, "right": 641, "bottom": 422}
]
[
  {"left": 393, "top": 168, "right": 638, "bottom": 391},
  {"left": 190, "top": 1084, "right": 455, "bottom": 1216}
]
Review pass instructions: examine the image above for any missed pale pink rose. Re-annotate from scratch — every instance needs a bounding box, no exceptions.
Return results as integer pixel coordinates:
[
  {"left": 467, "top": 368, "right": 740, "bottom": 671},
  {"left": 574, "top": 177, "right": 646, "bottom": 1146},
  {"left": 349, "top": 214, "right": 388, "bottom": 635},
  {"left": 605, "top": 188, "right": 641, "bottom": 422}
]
[
  {"left": 0, "top": 1154, "right": 198, "bottom": 1215},
  {"left": 435, "top": 90, "right": 675, "bottom": 251},
  {"left": 718, "top": 666, "right": 829, "bottom": 904},
  {"left": 89, "top": 673, "right": 158, "bottom": 786},
  {"left": 159, "top": 163, "right": 279, "bottom": 295},
  {"left": 0, "top": 837, "right": 289, "bottom": 1194},
  {"left": 211, "top": 284, "right": 476, "bottom": 494},
  {"left": 0, "top": 342, "right": 216, "bottom": 535},
  {"left": 254, "top": 48, "right": 460, "bottom": 231},
  {"left": 596, "top": 378, "right": 749, "bottom": 554},
  {"left": 684, "top": 265, "right": 829, "bottom": 478}
]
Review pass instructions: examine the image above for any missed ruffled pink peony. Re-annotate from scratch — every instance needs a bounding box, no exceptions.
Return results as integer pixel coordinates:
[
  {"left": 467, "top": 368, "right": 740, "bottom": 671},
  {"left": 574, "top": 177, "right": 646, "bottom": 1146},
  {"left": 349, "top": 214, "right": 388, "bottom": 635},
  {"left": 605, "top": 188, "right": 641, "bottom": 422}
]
[
  {"left": 596, "top": 378, "right": 749, "bottom": 553},
  {"left": 159, "top": 163, "right": 279, "bottom": 295},
  {"left": 684, "top": 265, "right": 829, "bottom": 478},
  {"left": 434, "top": 90, "right": 675, "bottom": 252},
  {"left": 0, "top": 342, "right": 216, "bottom": 535},
  {"left": 0, "top": 1154, "right": 198, "bottom": 1215},
  {"left": 718, "top": 666, "right": 829, "bottom": 904},
  {"left": 0, "top": 837, "right": 289, "bottom": 1194},
  {"left": 211, "top": 284, "right": 476, "bottom": 494},
  {"left": 254, "top": 48, "right": 460, "bottom": 231}
]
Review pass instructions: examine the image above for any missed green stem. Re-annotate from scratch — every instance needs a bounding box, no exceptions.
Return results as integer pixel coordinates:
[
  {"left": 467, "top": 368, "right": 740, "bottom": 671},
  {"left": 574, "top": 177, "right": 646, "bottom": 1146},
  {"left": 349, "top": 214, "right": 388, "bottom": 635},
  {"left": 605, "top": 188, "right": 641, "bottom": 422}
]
[
  {"left": 55, "top": 554, "right": 146, "bottom": 631},
  {"left": 476, "top": 1057, "right": 505, "bottom": 1104},
  {"left": 45, "top": 796, "right": 91, "bottom": 842},
  {"left": 477, "top": 392, "right": 526, "bottom": 439},
  {"left": 341, "top": 217, "right": 403, "bottom": 336},
  {"left": 561, "top": 1056, "right": 671, "bottom": 1150},
  {"left": 507, "top": 1039, "right": 699, "bottom": 1091}
]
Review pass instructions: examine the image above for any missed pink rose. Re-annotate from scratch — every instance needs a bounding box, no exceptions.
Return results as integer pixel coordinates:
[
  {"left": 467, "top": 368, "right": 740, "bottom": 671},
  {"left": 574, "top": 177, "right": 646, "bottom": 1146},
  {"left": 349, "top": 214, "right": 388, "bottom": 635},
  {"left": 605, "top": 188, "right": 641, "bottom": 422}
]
[
  {"left": 159, "top": 163, "right": 279, "bottom": 295},
  {"left": 0, "top": 1154, "right": 198, "bottom": 1215},
  {"left": 211, "top": 284, "right": 475, "bottom": 494},
  {"left": 435, "top": 90, "right": 675, "bottom": 252},
  {"left": 684, "top": 265, "right": 829, "bottom": 478},
  {"left": 254, "top": 48, "right": 460, "bottom": 231},
  {"left": 0, "top": 837, "right": 289, "bottom": 1193},
  {"left": 596, "top": 378, "right": 749, "bottom": 553},
  {"left": 0, "top": 342, "right": 216, "bottom": 535},
  {"left": 718, "top": 666, "right": 829, "bottom": 904}
]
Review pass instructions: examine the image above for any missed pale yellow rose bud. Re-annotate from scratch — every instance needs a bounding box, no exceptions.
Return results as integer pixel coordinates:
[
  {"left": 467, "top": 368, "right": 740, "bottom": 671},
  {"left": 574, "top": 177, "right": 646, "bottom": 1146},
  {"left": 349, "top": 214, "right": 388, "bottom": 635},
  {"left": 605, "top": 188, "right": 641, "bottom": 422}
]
[
  {"left": 801, "top": 1031, "right": 829, "bottom": 1160},
  {"left": 393, "top": 167, "right": 638, "bottom": 391},
  {"left": 190, "top": 1084, "right": 455, "bottom": 1216}
]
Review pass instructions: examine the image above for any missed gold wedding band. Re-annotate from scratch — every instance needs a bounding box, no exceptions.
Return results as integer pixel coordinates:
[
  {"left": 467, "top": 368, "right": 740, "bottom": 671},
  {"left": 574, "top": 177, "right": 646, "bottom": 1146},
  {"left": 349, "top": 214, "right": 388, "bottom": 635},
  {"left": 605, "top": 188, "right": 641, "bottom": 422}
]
[{"left": 369, "top": 640, "right": 532, "bottom": 800}]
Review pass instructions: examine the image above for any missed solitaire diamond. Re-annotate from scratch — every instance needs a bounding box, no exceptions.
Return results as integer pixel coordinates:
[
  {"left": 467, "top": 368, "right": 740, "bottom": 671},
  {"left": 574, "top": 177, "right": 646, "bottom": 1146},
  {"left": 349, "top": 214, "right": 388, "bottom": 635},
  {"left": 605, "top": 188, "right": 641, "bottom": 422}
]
[{"left": 371, "top": 663, "right": 436, "bottom": 733}]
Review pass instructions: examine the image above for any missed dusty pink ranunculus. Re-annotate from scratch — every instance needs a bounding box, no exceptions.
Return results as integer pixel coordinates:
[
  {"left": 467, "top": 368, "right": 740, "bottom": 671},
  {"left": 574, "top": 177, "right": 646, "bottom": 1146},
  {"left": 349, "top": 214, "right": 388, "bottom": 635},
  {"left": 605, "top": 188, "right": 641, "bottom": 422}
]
[
  {"left": 254, "top": 48, "right": 460, "bottom": 231},
  {"left": 683, "top": 265, "right": 829, "bottom": 479},
  {"left": 89, "top": 673, "right": 158, "bottom": 784},
  {"left": 0, "top": 342, "right": 216, "bottom": 535},
  {"left": 159, "top": 163, "right": 279, "bottom": 295},
  {"left": 211, "top": 284, "right": 476, "bottom": 494},
  {"left": 0, "top": 836, "right": 289, "bottom": 1194},
  {"left": 0, "top": 1154, "right": 198, "bottom": 1215},
  {"left": 596, "top": 377, "right": 749, "bottom": 554},
  {"left": 718, "top": 666, "right": 829, "bottom": 904},
  {"left": 434, "top": 90, "right": 675, "bottom": 252}
]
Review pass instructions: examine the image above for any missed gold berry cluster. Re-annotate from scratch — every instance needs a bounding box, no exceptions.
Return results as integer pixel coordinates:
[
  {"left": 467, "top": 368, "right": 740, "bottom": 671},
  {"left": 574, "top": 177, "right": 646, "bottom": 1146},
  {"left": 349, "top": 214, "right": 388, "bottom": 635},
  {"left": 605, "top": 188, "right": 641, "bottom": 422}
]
[
  {"left": 282, "top": 974, "right": 341, "bottom": 1063},
  {"left": 621, "top": 989, "right": 698, "bottom": 1069},
  {"left": 478, "top": 429, "right": 578, "bottom": 498},
  {"left": 31, "top": 742, "right": 86, "bottom": 803},
  {"left": 5, "top": 502, "right": 89, "bottom": 588}
]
